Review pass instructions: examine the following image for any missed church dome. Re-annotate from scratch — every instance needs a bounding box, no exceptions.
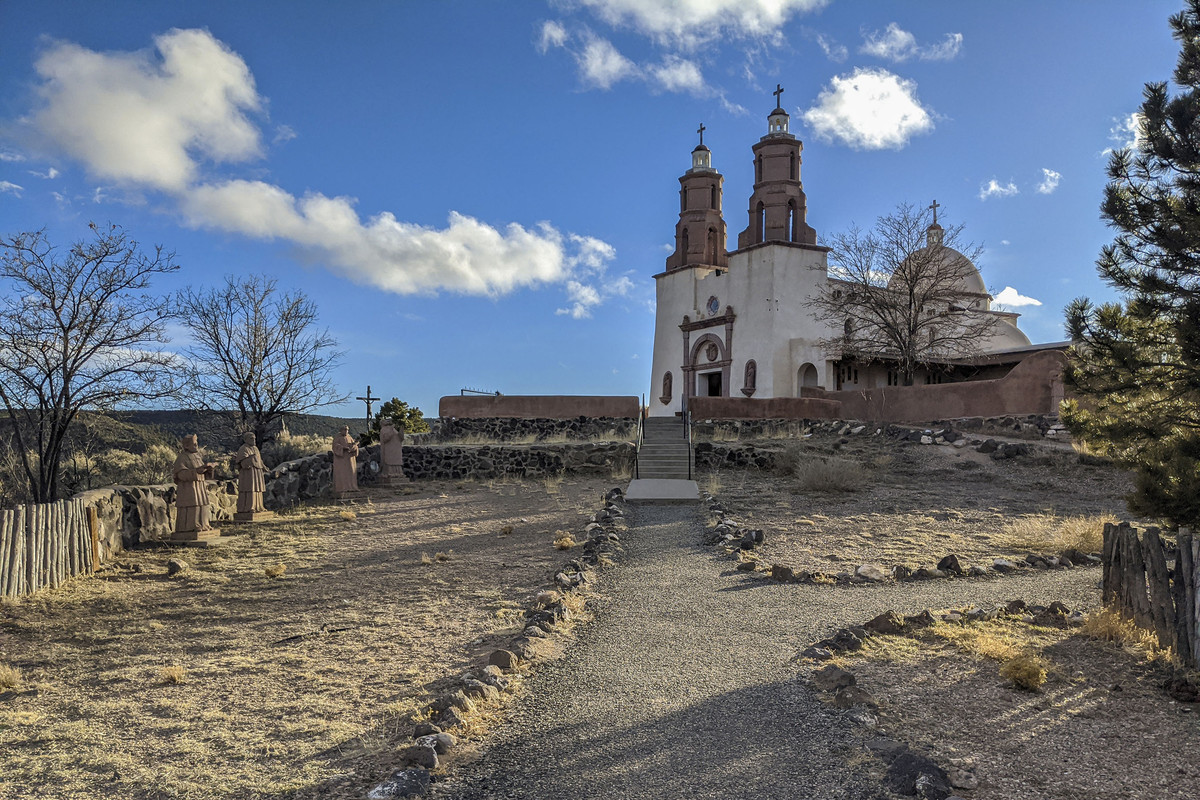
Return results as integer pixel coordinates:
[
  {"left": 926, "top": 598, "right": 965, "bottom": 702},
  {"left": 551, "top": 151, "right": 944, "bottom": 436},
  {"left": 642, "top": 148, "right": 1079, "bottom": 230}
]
[{"left": 888, "top": 222, "right": 988, "bottom": 298}]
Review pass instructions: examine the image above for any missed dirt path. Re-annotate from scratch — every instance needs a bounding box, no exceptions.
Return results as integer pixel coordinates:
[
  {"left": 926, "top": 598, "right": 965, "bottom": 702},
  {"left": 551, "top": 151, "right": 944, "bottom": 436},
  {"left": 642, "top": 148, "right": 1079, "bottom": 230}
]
[{"left": 436, "top": 504, "right": 1100, "bottom": 799}]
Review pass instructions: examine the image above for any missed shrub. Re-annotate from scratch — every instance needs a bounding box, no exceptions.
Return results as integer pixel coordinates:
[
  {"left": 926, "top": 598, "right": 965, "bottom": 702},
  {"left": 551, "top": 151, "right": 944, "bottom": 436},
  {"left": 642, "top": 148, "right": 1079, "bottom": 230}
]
[
  {"left": 553, "top": 531, "right": 575, "bottom": 550},
  {"left": 0, "top": 663, "right": 22, "bottom": 690},
  {"left": 1000, "top": 653, "right": 1048, "bottom": 691},
  {"left": 998, "top": 514, "right": 1112, "bottom": 554},
  {"left": 779, "top": 445, "right": 865, "bottom": 493},
  {"left": 261, "top": 432, "right": 331, "bottom": 469},
  {"left": 159, "top": 665, "right": 187, "bottom": 685}
]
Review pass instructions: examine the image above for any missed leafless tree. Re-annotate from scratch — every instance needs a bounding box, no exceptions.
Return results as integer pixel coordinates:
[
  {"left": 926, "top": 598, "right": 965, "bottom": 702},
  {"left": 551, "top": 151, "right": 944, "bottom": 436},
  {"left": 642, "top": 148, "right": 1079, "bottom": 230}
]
[
  {"left": 810, "top": 202, "right": 997, "bottom": 386},
  {"left": 0, "top": 224, "right": 179, "bottom": 502},
  {"left": 176, "top": 275, "right": 346, "bottom": 445}
]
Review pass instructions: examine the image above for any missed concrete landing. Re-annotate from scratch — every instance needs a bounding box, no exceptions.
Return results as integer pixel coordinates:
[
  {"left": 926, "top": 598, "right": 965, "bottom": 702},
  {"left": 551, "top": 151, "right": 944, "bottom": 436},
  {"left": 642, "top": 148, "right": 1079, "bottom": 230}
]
[{"left": 624, "top": 479, "right": 699, "bottom": 504}]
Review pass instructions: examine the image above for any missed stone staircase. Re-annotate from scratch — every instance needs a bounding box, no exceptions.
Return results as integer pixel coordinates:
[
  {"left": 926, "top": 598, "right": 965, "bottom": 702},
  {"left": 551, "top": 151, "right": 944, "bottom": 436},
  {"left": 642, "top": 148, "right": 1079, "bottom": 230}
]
[{"left": 636, "top": 416, "right": 692, "bottom": 480}]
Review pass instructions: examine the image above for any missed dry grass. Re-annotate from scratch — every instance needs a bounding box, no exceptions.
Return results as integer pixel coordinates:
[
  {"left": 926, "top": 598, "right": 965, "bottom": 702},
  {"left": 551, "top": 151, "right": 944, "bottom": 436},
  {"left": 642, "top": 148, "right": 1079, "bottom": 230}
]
[
  {"left": 791, "top": 456, "right": 866, "bottom": 493},
  {"left": 264, "top": 563, "right": 287, "bottom": 578},
  {"left": 999, "top": 652, "right": 1049, "bottom": 691},
  {"left": 928, "top": 621, "right": 1025, "bottom": 662},
  {"left": 1080, "top": 608, "right": 1172, "bottom": 665},
  {"left": 0, "top": 663, "right": 22, "bottom": 690},
  {"left": 998, "top": 513, "right": 1113, "bottom": 554},
  {"left": 499, "top": 524, "right": 514, "bottom": 536},
  {"left": 544, "top": 474, "right": 564, "bottom": 495},
  {"left": 420, "top": 551, "right": 434, "bottom": 565},
  {"left": 339, "top": 510, "right": 357, "bottom": 522},
  {"left": 552, "top": 531, "right": 576, "bottom": 550},
  {"left": 159, "top": 664, "right": 188, "bottom": 685},
  {"left": 434, "top": 550, "right": 451, "bottom": 562}
]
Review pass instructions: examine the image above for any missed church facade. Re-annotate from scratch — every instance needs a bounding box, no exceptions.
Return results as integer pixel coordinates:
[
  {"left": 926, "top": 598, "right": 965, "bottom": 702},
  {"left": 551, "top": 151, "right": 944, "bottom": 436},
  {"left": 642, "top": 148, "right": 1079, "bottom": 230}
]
[{"left": 649, "top": 99, "right": 1039, "bottom": 418}]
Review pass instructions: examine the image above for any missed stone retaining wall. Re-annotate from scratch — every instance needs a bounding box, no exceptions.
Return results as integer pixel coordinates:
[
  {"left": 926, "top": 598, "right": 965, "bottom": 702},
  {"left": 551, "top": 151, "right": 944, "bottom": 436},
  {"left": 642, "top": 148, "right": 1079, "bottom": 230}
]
[{"left": 424, "top": 416, "right": 637, "bottom": 443}]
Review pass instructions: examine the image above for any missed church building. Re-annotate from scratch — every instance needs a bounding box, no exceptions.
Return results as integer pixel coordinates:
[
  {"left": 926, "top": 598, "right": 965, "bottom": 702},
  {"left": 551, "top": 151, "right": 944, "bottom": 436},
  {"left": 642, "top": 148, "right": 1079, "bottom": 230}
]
[{"left": 648, "top": 93, "right": 1043, "bottom": 418}]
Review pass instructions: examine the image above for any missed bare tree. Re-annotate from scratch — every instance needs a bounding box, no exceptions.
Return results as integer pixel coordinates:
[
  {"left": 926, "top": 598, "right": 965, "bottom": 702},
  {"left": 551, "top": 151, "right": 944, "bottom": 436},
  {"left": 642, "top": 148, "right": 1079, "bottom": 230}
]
[
  {"left": 0, "top": 224, "right": 179, "bottom": 502},
  {"left": 176, "top": 275, "right": 346, "bottom": 445},
  {"left": 810, "top": 202, "right": 997, "bottom": 386}
]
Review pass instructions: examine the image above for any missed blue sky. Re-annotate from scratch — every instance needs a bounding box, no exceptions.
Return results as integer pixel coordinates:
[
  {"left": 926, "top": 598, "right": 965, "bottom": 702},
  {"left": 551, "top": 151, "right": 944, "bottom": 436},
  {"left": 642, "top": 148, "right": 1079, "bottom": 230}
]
[{"left": 0, "top": 0, "right": 1182, "bottom": 418}]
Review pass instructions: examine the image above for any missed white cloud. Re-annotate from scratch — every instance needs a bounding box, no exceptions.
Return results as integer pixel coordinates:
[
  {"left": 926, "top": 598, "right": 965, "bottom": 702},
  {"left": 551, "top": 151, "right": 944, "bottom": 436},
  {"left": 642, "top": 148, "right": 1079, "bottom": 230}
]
[
  {"left": 1036, "top": 168, "right": 1061, "bottom": 194},
  {"left": 1000, "top": 239, "right": 1011, "bottom": 246},
  {"left": 860, "top": 23, "right": 962, "bottom": 62},
  {"left": 802, "top": 68, "right": 934, "bottom": 150},
  {"left": 27, "top": 29, "right": 620, "bottom": 315},
  {"left": 28, "top": 167, "right": 60, "bottom": 179},
  {"left": 992, "top": 286, "right": 1042, "bottom": 308},
  {"left": 815, "top": 33, "right": 847, "bottom": 62},
  {"left": 273, "top": 124, "right": 297, "bottom": 144},
  {"left": 0, "top": 151, "right": 26, "bottom": 162},
  {"left": 577, "top": 35, "right": 639, "bottom": 89},
  {"left": 1108, "top": 111, "right": 1145, "bottom": 151},
  {"left": 574, "top": 0, "right": 828, "bottom": 47},
  {"left": 539, "top": 20, "right": 569, "bottom": 52},
  {"left": 0, "top": 181, "right": 24, "bottom": 197},
  {"left": 979, "top": 178, "right": 1019, "bottom": 200},
  {"left": 648, "top": 55, "right": 705, "bottom": 94},
  {"left": 31, "top": 28, "right": 263, "bottom": 192}
]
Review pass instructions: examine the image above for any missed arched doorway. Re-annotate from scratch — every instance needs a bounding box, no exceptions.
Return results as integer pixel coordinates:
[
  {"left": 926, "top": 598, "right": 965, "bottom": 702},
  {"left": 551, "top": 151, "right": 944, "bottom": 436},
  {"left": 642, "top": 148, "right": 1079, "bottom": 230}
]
[{"left": 797, "top": 363, "right": 819, "bottom": 395}]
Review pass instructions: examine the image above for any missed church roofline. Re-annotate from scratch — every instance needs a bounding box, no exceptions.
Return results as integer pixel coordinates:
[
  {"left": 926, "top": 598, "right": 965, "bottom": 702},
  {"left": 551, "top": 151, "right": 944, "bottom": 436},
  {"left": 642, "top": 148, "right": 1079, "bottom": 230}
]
[{"left": 728, "top": 239, "right": 830, "bottom": 257}]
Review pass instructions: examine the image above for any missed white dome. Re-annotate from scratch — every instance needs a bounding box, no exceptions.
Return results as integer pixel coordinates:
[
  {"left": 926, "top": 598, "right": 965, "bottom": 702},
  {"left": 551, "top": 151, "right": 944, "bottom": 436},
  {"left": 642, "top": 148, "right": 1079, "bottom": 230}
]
[{"left": 888, "top": 243, "right": 987, "bottom": 296}]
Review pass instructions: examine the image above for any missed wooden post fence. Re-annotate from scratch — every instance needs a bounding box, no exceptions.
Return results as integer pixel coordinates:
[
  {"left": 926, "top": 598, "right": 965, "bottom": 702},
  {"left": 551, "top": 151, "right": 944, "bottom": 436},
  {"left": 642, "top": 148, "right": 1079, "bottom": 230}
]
[
  {"left": 1102, "top": 522, "right": 1200, "bottom": 667},
  {"left": 0, "top": 498, "right": 98, "bottom": 599}
]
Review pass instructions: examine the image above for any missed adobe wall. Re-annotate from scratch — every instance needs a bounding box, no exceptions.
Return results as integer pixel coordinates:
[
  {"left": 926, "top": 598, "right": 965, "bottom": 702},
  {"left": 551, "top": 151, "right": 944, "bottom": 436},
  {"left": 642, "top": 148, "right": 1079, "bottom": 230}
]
[
  {"left": 439, "top": 395, "right": 639, "bottom": 420},
  {"left": 819, "top": 350, "right": 1067, "bottom": 424},
  {"left": 688, "top": 396, "right": 843, "bottom": 420}
]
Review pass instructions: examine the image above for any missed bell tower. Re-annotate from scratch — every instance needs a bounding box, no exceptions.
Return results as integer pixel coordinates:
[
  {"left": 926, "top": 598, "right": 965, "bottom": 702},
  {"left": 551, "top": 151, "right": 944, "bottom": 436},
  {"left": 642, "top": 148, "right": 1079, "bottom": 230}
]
[
  {"left": 736, "top": 85, "right": 817, "bottom": 249},
  {"left": 665, "top": 123, "right": 728, "bottom": 272}
]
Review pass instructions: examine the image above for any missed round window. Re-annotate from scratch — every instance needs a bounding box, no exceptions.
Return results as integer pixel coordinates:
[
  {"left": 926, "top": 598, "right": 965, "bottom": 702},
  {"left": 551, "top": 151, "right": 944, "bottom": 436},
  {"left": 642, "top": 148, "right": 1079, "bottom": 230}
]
[{"left": 706, "top": 296, "right": 720, "bottom": 315}]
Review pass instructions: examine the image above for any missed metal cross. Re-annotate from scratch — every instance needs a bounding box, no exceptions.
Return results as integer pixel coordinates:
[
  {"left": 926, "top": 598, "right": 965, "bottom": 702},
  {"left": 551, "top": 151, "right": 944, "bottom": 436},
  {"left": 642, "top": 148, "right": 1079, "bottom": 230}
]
[
  {"left": 697, "top": 122, "right": 705, "bottom": 145},
  {"left": 355, "top": 385, "right": 379, "bottom": 421},
  {"left": 930, "top": 199, "right": 940, "bottom": 224},
  {"left": 773, "top": 83, "right": 784, "bottom": 107}
]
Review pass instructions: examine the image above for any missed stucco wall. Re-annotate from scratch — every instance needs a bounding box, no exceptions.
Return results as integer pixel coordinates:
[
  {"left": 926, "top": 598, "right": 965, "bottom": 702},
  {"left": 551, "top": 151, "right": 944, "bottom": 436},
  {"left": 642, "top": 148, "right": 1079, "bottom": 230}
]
[{"left": 439, "top": 395, "right": 639, "bottom": 419}]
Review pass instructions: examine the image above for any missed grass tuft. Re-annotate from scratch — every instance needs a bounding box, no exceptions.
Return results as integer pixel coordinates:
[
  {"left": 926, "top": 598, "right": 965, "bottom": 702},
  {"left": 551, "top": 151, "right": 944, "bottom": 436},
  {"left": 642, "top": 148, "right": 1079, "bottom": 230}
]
[
  {"left": 159, "top": 665, "right": 187, "bottom": 685},
  {"left": 499, "top": 524, "right": 514, "bottom": 536},
  {"left": 779, "top": 447, "right": 866, "bottom": 493},
  {"left": 553, "top": 531, "right": 576, "bottom": 550},
  {"left": 339, "top": 510, "right": 357, "bottom": 522},
  {"left": 264, "top": 563, "right": 287, "bottom": 579},
  {"left": 434, "top": 551, "right": 451, "bottom": 562},
  {"left": 420, "top": 552, "right": 433, "bottom": 566},
  {"left": 998, "top": 513, "right": 1112, "bottom": 554},
  {"left": 1000, "top": 652, "right": 1048, "bottom": 691},
  {"left": 0, "top": 663, "right": 22, "bottom": 690}
]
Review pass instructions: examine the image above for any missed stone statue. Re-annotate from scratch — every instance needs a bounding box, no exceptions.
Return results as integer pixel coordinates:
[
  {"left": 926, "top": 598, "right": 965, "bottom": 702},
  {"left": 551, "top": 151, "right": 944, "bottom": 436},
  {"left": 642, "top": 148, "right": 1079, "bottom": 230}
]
[
  {"left": 332, "top": 425, "right": 362, "bottom": 497},
  {"left": 233, "top": 432, "right": 272, "bottom": 522},
  {"left": 378, "top": 419, "right": 408, "bottom": 485},
  {"left": 172, "top": 434, "right": 220, "bottom": 542}
]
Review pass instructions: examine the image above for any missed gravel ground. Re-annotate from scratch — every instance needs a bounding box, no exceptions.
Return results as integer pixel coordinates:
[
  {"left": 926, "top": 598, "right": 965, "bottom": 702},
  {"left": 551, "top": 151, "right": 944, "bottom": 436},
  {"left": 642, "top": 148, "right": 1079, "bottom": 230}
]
[{"left": 434, "top": 503, "right": 1101, "bottom": 799}]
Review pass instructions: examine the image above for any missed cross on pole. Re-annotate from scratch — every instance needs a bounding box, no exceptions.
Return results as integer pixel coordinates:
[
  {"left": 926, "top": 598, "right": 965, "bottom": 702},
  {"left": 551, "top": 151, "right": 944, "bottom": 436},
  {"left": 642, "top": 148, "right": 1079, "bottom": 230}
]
[
  {"left": 930, "top": 199, "right": 940, "bottom": 224},
  {"left": 697, "top": 122, "right": 705, "bottom": 145},
  {"left": 355, "top": 385, "right": 379, "bottom": 421},
  {"left": 773, "top": 83, "right": 784, "bottom": 107}
]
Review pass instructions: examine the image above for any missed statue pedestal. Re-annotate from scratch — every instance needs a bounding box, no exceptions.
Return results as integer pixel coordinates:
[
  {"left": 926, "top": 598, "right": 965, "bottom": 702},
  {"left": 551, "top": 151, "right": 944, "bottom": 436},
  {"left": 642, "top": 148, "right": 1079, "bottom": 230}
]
[
  {"left": 336, "top": 490, "right": 365, "bottom": 501},
  {"left": 232, "top": 510, "right": 276, "bottom": 523},
  {"left": 170, "top": 528, "right": 222, "bottom": 547},
  {"left": 377, "top": 474, "right": 410, "bottom": 487}
]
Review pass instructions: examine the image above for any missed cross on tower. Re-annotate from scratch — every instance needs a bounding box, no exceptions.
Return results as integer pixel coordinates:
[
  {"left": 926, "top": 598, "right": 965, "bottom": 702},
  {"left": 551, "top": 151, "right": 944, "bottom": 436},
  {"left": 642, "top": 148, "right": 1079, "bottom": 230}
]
[
  {"left": 929, "top": 199, "right": 940, "bottom": 224},
  {"left": 697, "top": 122, "right": 705, "bottom": 145},
  {"left": 773, "top": 83, "right": 785, "bottom": 108},
  {"left": 355, "top": 385, "right": 379, "bottom": 421}
]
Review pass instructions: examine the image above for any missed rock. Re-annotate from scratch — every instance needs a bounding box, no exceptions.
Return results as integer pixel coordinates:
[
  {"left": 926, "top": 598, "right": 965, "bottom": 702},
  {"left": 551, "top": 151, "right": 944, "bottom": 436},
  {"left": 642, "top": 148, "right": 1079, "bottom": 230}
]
[
  {"left": 920, "top": 435, "right": 934, "bottom": 445},
  {"left": 462, "top": 679, "right": 499, "bottom": 701},
  {"left": 966, "top": 565, "right": 988, "bottom": 577},
  {"left": 833, "top": 685, "right": 878, "bottom": 708},
  {"left": 864, "top": 611, "right": 906, "bottom": 636},
  {"left": 417, "top": 732, "right": 456, "bottom": 755},
  {"left": 966, "top": 607, "right": 997, "bottom": 622},
  {"left": 1025, "top": 553, "right": 1051, "bottom": 569},
  {"left": 914, "top": 567, "right": 947, "bottom": 580},
  {"left": 865, "top": 737, "right": 908, "bottom": 762},
  {"left": 1061, "top": 547, "right": 1091, "bottom": 566},
  {"left": 166, "top": 558, "right": 189, "bottom": 576},
  {"left": 1005, "top": 599, "right": 1028, "bottom": 615},
  {"left": 800, "top": 645, "right": 835, "bottom": 661},
  {"left": 437, "top": 707, "right": 465, "bottom": 729},
  {"left": 399, "top": 743, "right": 438, "bottom": 770},
  {"left": 948, "top": 767, "right": 979, "bottom": 790},
  {"left": 977, "top": 439, "right": 998, "bottom": 454},
  {"left": 992, "top": 558, "right": 1018, "bottom": 574},
  {"left": 736, "top": 560, "right": 758, "bottom": 572},
  {"left": 892, "top": 564, "right": 914, "bottom": 581},
  {"left": 367, "top": 768, "right": 431, "bottom": 799},
  {"left": 886, "top": 750, "right": 952, "bottom": 798},
  {"left": 856, "top": 564, "right": 888, "bottom": 582},
  {"left": 770, "top": 564, "right": 793, "bottom": 582},
  {"left": 411, "top": 722, "right": 441, "bottom": 738},
  {"left": 848, "top": 708, "right": 878, "bottom": 728},
  {"left": 936, "top": 554, "right": 964, "bottom": 575},
  {"left": 905, "top": 610, "right": 937, "bottom": 628},
  {"left": 830, "top": 628, "right": 864, "bottom": 652},
  {"left": 812, "top": 665, "right": 857, "bottom": 692}
]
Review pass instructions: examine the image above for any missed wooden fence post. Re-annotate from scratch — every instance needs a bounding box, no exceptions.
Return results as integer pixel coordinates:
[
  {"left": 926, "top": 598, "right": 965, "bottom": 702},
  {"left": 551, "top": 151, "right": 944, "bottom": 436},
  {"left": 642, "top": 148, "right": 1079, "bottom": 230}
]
[
  {"left": 1192, "top": 535, "right": 1200, "bottom": 666},
  {"left": 87, "top": 503, "right": 99, "bottom": 572},
  {"left": 0, "top": 509, "right": 10, "bottom": 598},
  {"left": 1102, "top": 522, "right": 1117, "bottom": 604},
  {"left": 13, "top": 505, "right": 26, "bottom": 596},
  {"left": 1141, "top": 527, "right": 1175, "bottom": 649},
  {"left": 1173, "top": 529, "right": 1194, "bottom": 665}
]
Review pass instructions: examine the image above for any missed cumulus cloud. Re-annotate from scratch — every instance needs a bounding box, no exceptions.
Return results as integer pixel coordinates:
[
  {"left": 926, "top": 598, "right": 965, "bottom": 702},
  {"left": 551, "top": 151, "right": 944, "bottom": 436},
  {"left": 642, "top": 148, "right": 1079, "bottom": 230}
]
[
  {"left": 802, "top": 68, "right": 934, "bottom": 150},
  {"left": 539, "top": 20, "right": 569, "bottom": 52},
  {"left": 992, "top": 286, "right": 1042, "bottom": 308},
  {"left": 1036, "top": 168, "right": 1061, "bottom": 194},
  {"left": 648, "top": 55, "right": 705, "bottom": 94},
  {"left": 0, "top": 181, "right": 24, "bottom": 197},
  {"left": 860, "top": 23, "right": 962, "bottom": 62},
  {"left": 573, "top": 0, "right": 828, "bottom": 47},
  {"left": 31, "top": 28, "right": 263, "bottom": 191},
  {"left": 26, "top": 29, "right": 619, "bottom": 315},
  {"left": 577, "top": 35, "right": 639, "bottom": 89},
  {"left": 0, "top": 151, "right": 25, "bottom": 162},
  {"left": 979, "top": 179, "right": 1019, "bottom": 200},
  {"left": 1108, "top": 111, "right": 1146, "bottom": 151}
]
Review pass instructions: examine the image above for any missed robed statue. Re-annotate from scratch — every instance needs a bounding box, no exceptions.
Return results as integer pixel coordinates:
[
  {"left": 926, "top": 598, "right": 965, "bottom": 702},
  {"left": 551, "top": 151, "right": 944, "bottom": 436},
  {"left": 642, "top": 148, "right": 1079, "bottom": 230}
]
[
  {"left": 234, "top": 432, "right": 271, "bottom": 521},
  {"left": 172, "top": 434, "right": 220, "bottom": 541},
  {"left": 332, "top": 425, "right": 362, "bottom": 497},
  {"left": 378, "top": 418, "right": 408, "bottom": 485}
]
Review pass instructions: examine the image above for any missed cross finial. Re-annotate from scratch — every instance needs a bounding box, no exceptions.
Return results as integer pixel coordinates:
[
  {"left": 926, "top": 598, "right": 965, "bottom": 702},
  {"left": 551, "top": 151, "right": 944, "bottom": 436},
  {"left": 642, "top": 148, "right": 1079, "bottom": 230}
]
[
  {"left": 697, "top": 122, "right": 705, "bottom": 145},
  {"left": 355, "top": 384, "right": 380, "bottom": 421},
  {"left": 930, "top": 199, "right": 940, "bottom": 225},
  {"left": 773, "top": 83, "right": 784, "bottom": 108}
]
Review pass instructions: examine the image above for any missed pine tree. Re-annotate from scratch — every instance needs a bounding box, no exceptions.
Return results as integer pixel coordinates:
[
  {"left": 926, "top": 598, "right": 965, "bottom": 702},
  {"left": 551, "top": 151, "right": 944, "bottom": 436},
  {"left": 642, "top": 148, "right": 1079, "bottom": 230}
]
[
  {"left": 1062, "top": 1, "right": 1200, "bottom": 527},
  {"left": 359, "top": 398, "right": 430, "bottom": 445}
]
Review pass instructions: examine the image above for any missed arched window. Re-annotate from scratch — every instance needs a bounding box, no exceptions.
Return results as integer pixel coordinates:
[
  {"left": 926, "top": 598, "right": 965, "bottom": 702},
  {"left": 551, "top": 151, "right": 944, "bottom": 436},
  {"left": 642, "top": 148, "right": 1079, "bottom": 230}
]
[
  {"left": 844, "top": 318, "right": 854, "bottom": 337},
  {"left": 755, "top": 201, "right": 765, "bottom": 242},
  {"left": 706, "top": 227, "right": 718, "bottom": 264},
  {"left": 681, "top": 228, "right": 690, "bottom": 262},
  {"left": 710, "top": 185, "right": 718, "bottom": 210},
  {"left": 680, "top": 188, "right": 686, "bottom": 213},
  {"left": 755, "top": 155, "right": 762, "bottom": 183},
  {"left": 790, "top": 152, "right": 796, "bottom": 180}
]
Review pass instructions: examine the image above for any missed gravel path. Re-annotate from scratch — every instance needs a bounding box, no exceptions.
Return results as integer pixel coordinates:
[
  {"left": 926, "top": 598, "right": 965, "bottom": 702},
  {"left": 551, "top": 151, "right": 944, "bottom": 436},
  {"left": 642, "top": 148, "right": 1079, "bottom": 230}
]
[{"left": 435, "top": 504, "right": 1100, "bottom": 799}]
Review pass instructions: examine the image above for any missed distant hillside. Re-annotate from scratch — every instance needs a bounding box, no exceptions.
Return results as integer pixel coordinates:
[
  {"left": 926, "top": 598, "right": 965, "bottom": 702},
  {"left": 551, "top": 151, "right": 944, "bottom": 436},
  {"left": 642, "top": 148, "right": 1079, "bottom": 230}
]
[{"left": 112, "top": 410, "right": 369, "bottom": 450}]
